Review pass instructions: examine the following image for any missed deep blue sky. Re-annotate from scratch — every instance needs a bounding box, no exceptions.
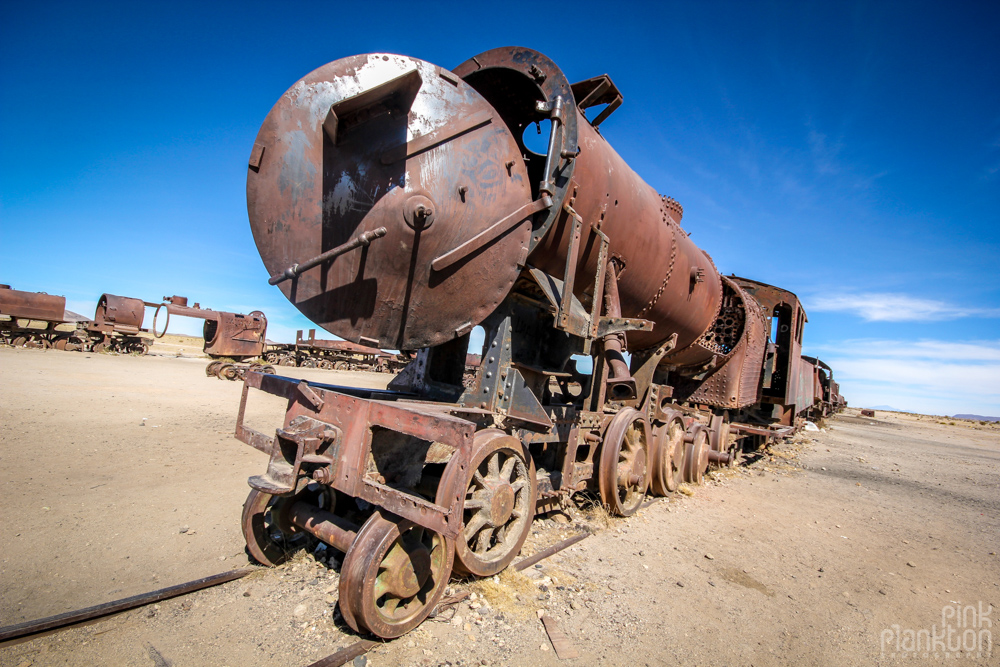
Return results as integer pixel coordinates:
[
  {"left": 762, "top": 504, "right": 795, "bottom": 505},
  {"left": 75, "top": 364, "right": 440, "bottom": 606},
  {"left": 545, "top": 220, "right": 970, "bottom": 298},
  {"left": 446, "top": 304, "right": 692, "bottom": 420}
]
[{"left": 2, "top": 1, "right": 998, "bottom": 415}]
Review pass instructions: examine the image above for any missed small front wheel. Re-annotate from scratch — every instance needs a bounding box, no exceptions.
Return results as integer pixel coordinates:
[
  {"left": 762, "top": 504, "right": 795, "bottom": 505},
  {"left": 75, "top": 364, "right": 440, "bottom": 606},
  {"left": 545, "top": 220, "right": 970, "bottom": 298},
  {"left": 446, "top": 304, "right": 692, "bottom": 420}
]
[{"left": 339, "top": 512, "right": 454, "bottom": 639}]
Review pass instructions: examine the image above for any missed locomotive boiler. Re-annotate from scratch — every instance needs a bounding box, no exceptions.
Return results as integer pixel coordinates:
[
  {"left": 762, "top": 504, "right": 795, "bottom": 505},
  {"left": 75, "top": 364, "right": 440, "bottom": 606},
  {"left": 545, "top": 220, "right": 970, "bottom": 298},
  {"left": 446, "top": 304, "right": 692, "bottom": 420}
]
[{"left": 233, "top": 47, "right": 841, "bottom": 638}]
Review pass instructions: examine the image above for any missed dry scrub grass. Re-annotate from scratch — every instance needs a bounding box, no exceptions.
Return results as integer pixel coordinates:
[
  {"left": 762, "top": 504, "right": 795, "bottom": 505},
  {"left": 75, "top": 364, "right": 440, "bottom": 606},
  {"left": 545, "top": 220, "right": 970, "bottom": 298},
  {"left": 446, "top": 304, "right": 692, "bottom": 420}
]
[
  {"left": 578, "top": 500, "right": 616, "bottom": 530},
  {"left": 467, "top": 567, "right": 537, "bottom": 619}
]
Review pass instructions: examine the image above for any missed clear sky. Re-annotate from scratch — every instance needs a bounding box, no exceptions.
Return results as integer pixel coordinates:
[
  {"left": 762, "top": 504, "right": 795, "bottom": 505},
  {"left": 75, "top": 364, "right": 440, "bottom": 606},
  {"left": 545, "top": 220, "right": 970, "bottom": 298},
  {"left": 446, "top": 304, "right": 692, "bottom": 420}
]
[{"left": 2, "top": 1, "right": 998, "bottom": 416}]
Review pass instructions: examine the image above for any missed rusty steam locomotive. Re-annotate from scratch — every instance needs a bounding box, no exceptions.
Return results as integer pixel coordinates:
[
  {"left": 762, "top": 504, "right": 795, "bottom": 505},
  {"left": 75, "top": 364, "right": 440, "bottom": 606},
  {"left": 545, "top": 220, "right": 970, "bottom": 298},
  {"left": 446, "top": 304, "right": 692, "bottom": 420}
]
[
  {"left": 233, "top": 47, "right": 845, "bottom": 638},
  {"left": 0, "top": 286, "right": 154, "bottom": 354}
]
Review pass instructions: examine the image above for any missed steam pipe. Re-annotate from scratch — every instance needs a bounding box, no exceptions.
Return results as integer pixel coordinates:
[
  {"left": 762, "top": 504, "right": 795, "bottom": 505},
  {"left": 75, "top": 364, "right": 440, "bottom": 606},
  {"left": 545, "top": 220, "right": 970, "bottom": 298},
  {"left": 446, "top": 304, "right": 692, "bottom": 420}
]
[{"left": 602, "top": 262, "right": 637, "bottom": 400}]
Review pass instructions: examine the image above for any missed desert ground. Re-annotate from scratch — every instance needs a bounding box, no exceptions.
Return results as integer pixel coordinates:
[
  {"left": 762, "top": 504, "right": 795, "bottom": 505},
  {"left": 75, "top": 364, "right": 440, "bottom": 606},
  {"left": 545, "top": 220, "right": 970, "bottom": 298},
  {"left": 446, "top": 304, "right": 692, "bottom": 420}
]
[{"left": 1, "top": 345, "right": 997, "bottom": 666}]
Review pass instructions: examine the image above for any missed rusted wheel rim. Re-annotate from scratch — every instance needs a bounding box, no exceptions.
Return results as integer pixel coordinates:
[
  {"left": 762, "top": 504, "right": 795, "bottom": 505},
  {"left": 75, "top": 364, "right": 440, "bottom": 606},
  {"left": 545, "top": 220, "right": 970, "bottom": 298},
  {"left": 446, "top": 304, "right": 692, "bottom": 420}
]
[
  {"left": 668, "top": 423, "right": 685, "bottom": 490},
  {"left": 339, "top": 512, "right": 454, "bottom": 639},
  {"left": 241, "top": 489, "right": 297, "bottom": 566},
  {"left": 205, "top": 360, "right": 223, "bottom": 377},
  {"left": 445, "top": 430, "right": 536, "bottom": 577},
  {"left": 242, "top": 485, "right": 333, "bottom": 566},
  {"left": 683, "top": 429, "right": 709, "bottom": 485},
  {"left": 599, "top": 409, "right": 649, "bottom": 516},
  {"left": 708, "top": 415, "right": 731, "bottom": 469},
  {"left": 650, "top": 417, "right": 685, "bottom": 496}
]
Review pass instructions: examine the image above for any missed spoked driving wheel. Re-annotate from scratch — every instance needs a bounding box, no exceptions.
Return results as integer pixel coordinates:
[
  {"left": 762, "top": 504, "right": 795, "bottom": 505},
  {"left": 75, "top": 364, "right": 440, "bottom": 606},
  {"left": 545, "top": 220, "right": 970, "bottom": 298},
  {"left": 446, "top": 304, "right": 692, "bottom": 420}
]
[
  {"left": 649, "top": 415, "right": 685, "bottom": 496},
  {"left": 440, "top": 429, "right": 537, "bottom": 577},
  {"left": 599, "top": 408, "right": 650, "bottom": 516},
  {"left": 339, "top": 512, "right": 454, "bottom": 639}
]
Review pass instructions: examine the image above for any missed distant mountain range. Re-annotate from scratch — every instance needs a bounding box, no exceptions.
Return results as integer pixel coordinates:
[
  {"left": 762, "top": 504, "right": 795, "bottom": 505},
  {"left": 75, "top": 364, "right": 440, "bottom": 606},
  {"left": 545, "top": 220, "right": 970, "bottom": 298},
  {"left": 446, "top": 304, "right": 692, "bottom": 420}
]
[
  {"left": 862, "top": 406, "right": 999, "bottom": 421},
  {"left": 953, "top": 414, "right": 1000, "bottom": 422}
]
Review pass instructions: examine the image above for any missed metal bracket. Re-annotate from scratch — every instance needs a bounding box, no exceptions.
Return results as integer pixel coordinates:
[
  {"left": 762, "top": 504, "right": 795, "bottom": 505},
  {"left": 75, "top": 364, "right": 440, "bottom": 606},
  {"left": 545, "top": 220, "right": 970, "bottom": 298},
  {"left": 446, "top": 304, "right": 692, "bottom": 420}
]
[{"left": 538, "top": 96, "right": 565, "bottom": 196}]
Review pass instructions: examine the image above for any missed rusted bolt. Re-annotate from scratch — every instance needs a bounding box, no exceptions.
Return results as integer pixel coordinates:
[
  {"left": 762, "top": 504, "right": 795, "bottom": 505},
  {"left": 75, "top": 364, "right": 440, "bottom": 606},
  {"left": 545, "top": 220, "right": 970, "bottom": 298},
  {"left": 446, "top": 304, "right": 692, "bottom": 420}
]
[
  {"left": 529, "top": 64, "right": 546, "bottom": 82},
  {"left": 312, "top": 467, "right": 331, "bottom": 484},
  {"left": 404, "top": 194, "right": 436, "bottom": 229}
]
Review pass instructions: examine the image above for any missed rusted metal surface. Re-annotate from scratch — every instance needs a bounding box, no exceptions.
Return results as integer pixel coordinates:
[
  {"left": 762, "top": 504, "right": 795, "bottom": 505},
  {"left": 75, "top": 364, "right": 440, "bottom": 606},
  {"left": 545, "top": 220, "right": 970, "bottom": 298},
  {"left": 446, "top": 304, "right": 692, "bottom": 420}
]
[
  {"left": 598, "top": 408, "right": 649, "bottom": 516},
  {"left": 730, "top": 276, "right": 809, "bottom": 422},
  {"left": 156, "top": 296, "right": 267, "bottom": 360},
  {"left": 0, "top": 288, "right": 154, "bottom": 354},
  {"left": 444, "top": 429, "right": 536, "bottom": 577},
  {"left": 338, "top": 512, "right": 454, "bottom": 638},
  {"left": 670, "top": 277, "right": 768, "bottom": 409},
  {"left": 802, "top": 355, "right": 846, "bottom": 418},
  {"left": 513, "top": 532, "right": 590, "bottom": 571},
  {"left": 247, "top": 54, "right": 536, "bottom": 351},
  {"left": 296, "top": 329, "right": 386, "bottom": 356},
  {"left": 0, "top": 286, "right": 67, "bottom": 322},
  {"left": 860, "top": 408, "right": 875, "bottom": 417},
  {"left": 233, "top": 47, "right": 848, "bottom": 639},
  {"left": 206, "top": 361, "right": 275, "bottom": 381},
  {"left": 649, "top": 411, "right": 685, "bottom": 495},
  {"left": 306, "top": 641, "right": 376, "bottom": 667},
  {"left": 90, "top": 294, "right": 146, "bottom": 332}
]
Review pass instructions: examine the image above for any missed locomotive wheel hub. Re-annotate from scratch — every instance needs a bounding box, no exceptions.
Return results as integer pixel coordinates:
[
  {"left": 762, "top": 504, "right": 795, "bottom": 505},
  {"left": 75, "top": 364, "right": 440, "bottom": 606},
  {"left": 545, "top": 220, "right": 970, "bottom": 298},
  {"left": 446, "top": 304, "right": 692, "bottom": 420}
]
[
  {"left": 378, "top": 540, "right": 432, "bottom": 599},
  {"left": 486, "top": 482, "right": 516, "bottom": 527},
  {"left": 618, "top": 447, "right": 647, "bottom": 489}
]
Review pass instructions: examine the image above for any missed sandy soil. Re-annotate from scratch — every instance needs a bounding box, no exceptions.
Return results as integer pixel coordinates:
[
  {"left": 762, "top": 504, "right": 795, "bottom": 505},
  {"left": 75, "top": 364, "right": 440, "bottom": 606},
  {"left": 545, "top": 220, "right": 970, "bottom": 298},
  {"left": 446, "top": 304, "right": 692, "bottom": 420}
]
[{"left": 1, "top": 347, "right": 997, "bottom": 666}]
